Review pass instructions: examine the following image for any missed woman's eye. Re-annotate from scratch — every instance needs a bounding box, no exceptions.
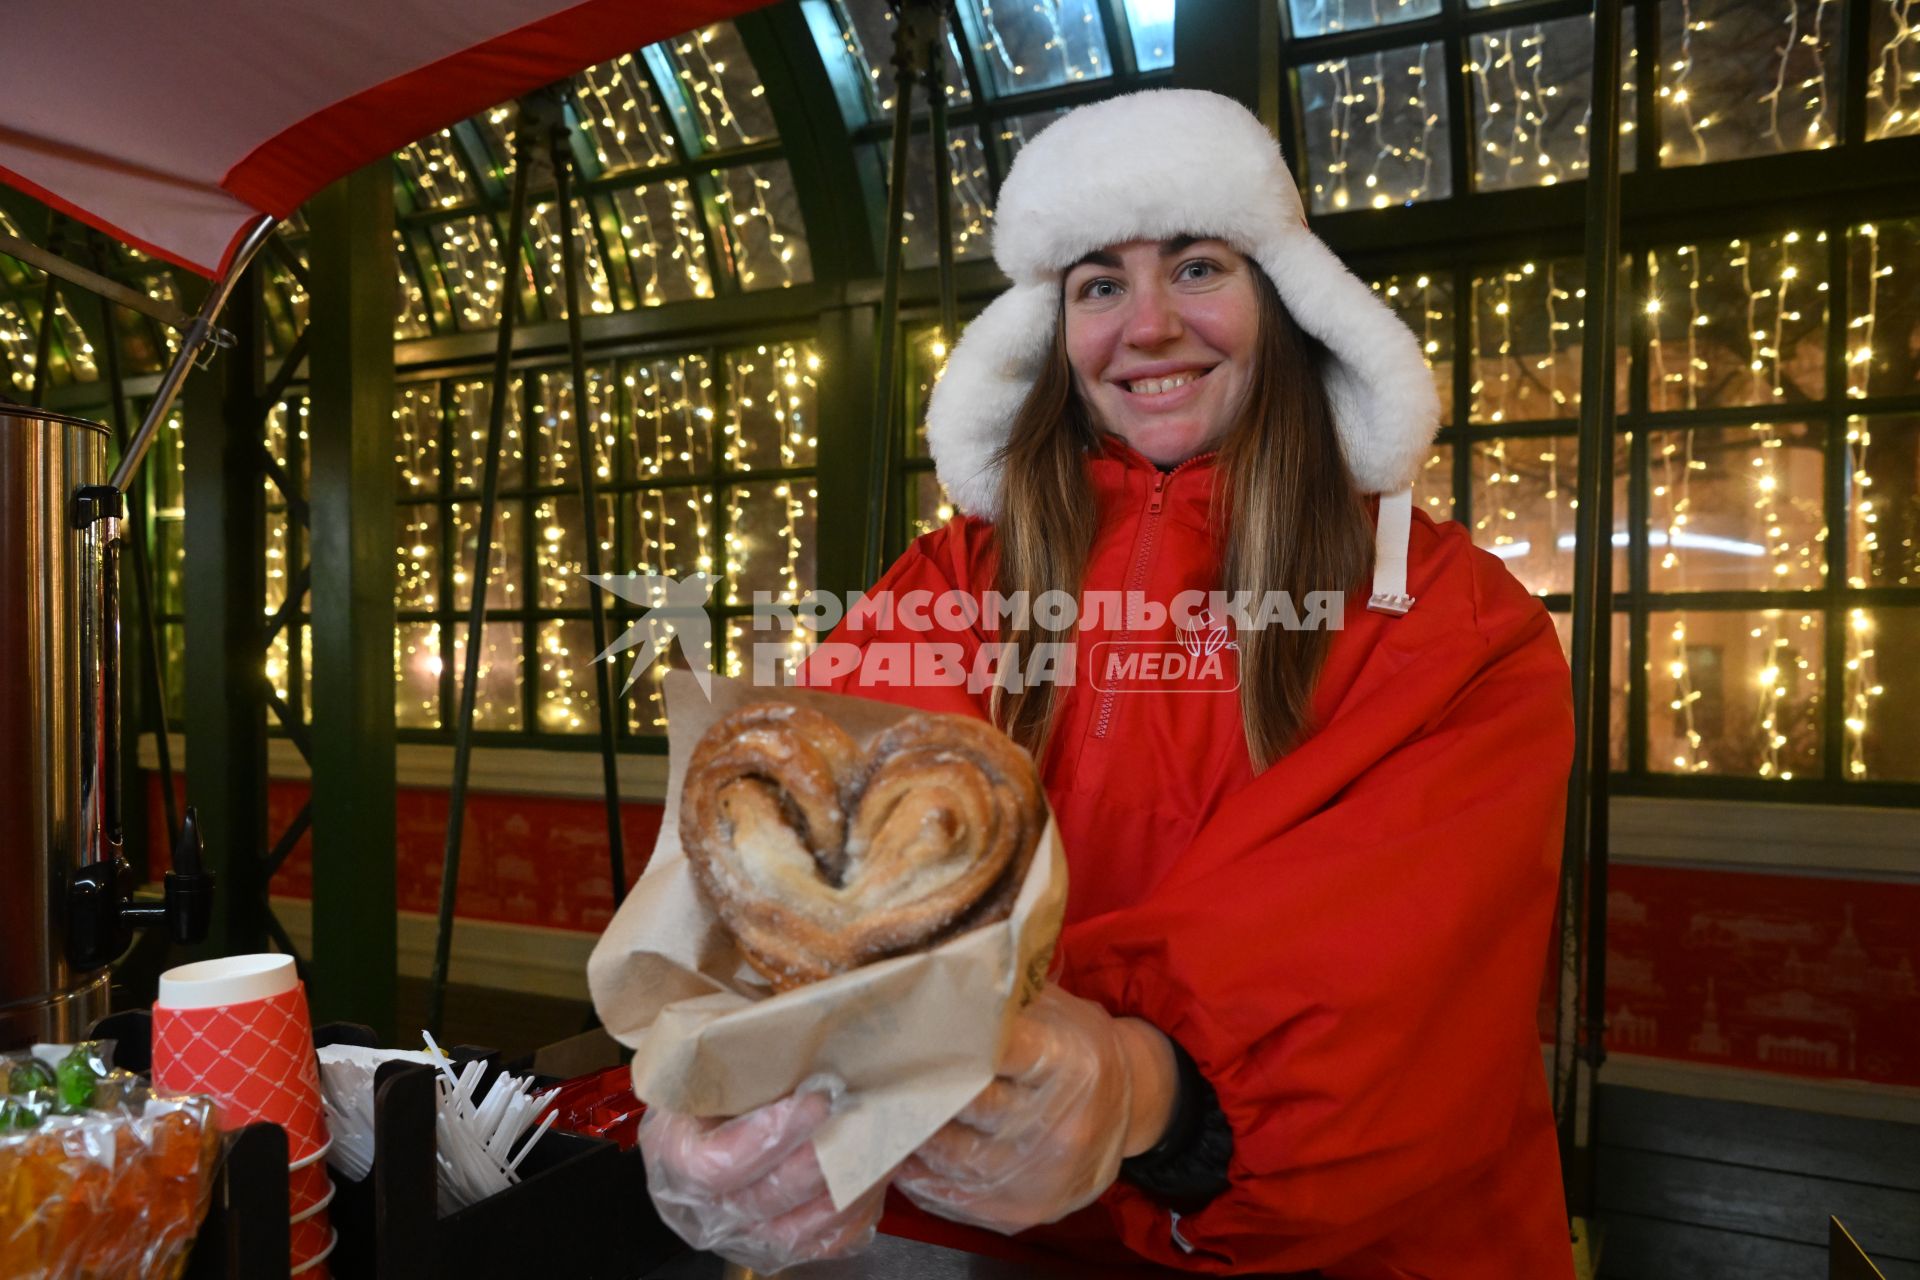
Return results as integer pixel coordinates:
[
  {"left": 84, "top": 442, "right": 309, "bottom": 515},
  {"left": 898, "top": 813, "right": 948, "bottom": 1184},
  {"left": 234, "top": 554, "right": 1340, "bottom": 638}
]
[
  {"left": 1080, "top": 279, "right": 1119, "bottom": 299},
  {"left": 1180, "top": 260, "right": 1218, "bottom": 281}
]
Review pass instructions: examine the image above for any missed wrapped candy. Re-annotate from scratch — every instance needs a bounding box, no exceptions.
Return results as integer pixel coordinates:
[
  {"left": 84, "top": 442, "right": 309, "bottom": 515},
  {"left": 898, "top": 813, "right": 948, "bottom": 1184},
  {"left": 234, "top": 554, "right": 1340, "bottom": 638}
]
[{"left": 0, "top": 1057, "right": 218, "bottom": 1280}]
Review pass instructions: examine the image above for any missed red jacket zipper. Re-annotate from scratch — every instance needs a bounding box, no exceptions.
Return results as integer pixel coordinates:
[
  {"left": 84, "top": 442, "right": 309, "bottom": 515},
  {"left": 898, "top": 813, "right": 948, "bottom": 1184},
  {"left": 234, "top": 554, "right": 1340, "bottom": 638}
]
[{"left": 1091, "top": 458, "right": 1198, "bottom": 739}]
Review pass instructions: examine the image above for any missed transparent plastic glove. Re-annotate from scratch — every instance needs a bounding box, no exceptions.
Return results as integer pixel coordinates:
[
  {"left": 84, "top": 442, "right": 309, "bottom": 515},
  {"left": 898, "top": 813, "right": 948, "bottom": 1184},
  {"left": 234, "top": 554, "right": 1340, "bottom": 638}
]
[
  {"left": 896, "top": 984, "right": 1173, "bottom": 1234},
  {"left": 639, "top": 1076, "right": 885, "bottom": 1271}
]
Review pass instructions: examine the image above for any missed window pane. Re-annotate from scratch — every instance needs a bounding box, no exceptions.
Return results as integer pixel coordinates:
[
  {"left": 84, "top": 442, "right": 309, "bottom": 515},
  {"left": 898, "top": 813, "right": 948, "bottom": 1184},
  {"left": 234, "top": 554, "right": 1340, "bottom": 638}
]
[
  {"left": 1124, "top": 0, "right": 1175, "bottom": 70},
  {"left": 448, "top": 376, "right": 524, "bottom": 492},
  {"left": 908, "top": 468, "right": 956, "bottom": 540},
  {"left": 150, "top": 410, "right": 186, "bottom": 514},
  {"left": 394, "top": 235, "right": 434, "bottom": 340},
  {"left": 393, "top": 130, "right": 480, "bottom": 212},
  {"left": 622, "top": 641, "right": 681, "bottom": 736},
  {"left": 451, "top": 621, "right": 524, "bottom": 731},
  {"left": 727, "top": 616, "right": 819, "bottom": 687},
  {"left": 528, "top": 197, "right": 615, "bottom": 319},
  {"left": 661, "top": 23, "right": 777, "bottom": 151},
  {"left": 451, "top": 498, "right": 523, "bottom": 611},
  {"left": 161, "top": 622, "right": 186, "bottom": 724},
  {"left": 1657, "top": 0, "right": 1840, "bottom": 166},
  {"left": 530, "top": 366, "right": 617, "bottom": 490},
  {"left": 266, "top": 505, "right": 290, "bottom": 614},
  {"left": 1845, "top": 414, "right": 1920, "bottom": 588},
  {"left": 395, "top": 383, "right": 442, "bottom": 497},
  {"left": 1868, "top": 0, "right": 1920, "bottom": 139},
  {"left": 628, "top": 485, "right": 712, "bottom": 577},
  {"left": 724, "top": 478, "right": 817, "bottom": 604},
  {"left": 1646, "top": 608, "right": 1823, "bottom": 779},
  {"left": 396, "top": 504, "right": 440, "bottom": 611},
  {"left": 1847, "top": 217, "right": 1920, "bottom": 400},
  {"left": 1413, "top": 442, "right": 1455, "bottom": 521},
  {"left": 833, "top": 0, "right": 972, "bottom": 119},
  {"left": 726, "top": 341, "right": 820, "bottom": 470},
  {"left": 1287, "top": 0, "right": 1439, "bottom": 38},
  {"left": 711, "top": 162, "right": 813, "bottom": 290},
  {"left": 609, "top": 181, "right": 715, "bottom": 306},
  {"left": 574, "top": 55, "right": 682, "bottom": 175},
  {"left": 1470, "top": 12, "right": 1639, "bottom": 194},
  {"left": 624, "top": 354, "right": 715, "bottom": 479},
  {"left": 1470, "top": 258, "right": 1625, "bottom": 423},
  {"left": 1845, "top": 607, "right": 1920, "bottom": 780},
  {"left": 878, "top": 126, "right": 998, "bottom": 270},
  {"left": 1551, "top": 609, "right": 1630, "bottom": 771},
  {"left": 396, "top": 622, "right": 443, "bottom": 730},
  {"left": 1369, "top": 271, "right": 1454, "bottom": 424},
  {"left": 1646, "top": 232, "right": 1829, "bottom": 411},
  {"left": 425, "top": 215, "right": 509, "bottom": 331},
  {"left": 1470, "top": 433, "right": 1628, "bottom": 595},
  {"left": 906, "top": 324, "right": 950, "bottom": 456},
  {"left": 1647, "top": 423, "right": 1824, "bottom": 593},
  {"left": 537, "top": 619, "right": 600, "bottom": 733},
  {"left": 957, "top": 0, "right": 1113, "bottom": 96},
  {"left": 1299, "top": 41, "right": 1451, "bottom": 213},
  {"left": 536, "top": 495, "right": 581, "bottom": 609}
]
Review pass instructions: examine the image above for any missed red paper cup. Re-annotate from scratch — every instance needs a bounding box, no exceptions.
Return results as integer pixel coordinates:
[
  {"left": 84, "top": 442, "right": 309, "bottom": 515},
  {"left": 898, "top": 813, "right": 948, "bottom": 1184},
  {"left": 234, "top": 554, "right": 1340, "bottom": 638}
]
[
  {"left": 288, "top": 1213, "right": 335, "bottom": 1273},
  {"left": 152, "top": 955, "right": 332, "bottom": 1164},
  {"left": 289, "top": 1160, "right": 334, "bottom": 1219}
]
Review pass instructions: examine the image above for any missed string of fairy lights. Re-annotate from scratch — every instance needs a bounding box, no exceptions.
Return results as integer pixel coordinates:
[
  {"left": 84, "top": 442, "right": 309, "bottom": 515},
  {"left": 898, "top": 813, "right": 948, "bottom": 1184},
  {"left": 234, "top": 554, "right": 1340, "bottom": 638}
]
[{"left": 1359, "top": 204, "right": 1914, "bottom": 780}]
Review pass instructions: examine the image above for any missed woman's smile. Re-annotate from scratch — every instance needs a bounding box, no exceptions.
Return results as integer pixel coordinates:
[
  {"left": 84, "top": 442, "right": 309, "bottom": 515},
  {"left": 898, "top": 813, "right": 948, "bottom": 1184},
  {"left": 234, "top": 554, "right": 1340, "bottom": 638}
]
[{"left": 1063, "top": 236, "right": 1259, "bottom": 467}]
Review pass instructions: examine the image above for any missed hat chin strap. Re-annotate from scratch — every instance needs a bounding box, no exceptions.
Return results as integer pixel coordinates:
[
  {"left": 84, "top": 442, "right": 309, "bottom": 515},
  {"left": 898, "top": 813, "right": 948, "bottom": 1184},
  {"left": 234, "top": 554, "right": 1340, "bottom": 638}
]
[{"left": 1367, "top": 488, "right": 1415, "bottom": 617}]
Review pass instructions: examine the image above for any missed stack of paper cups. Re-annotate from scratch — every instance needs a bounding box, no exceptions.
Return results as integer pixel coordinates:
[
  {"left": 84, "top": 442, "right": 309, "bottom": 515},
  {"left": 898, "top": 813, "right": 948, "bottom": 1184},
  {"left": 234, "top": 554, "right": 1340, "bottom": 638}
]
[{"left": 153, "top": 955, "right": 336, "bottom": 1276}]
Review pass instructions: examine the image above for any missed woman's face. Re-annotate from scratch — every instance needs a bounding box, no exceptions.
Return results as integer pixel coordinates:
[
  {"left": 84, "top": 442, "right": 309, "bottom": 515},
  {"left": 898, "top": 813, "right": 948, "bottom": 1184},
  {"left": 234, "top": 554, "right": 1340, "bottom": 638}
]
[{"left": 1062, "top": 236, "right": 1261, "bottom": 467}]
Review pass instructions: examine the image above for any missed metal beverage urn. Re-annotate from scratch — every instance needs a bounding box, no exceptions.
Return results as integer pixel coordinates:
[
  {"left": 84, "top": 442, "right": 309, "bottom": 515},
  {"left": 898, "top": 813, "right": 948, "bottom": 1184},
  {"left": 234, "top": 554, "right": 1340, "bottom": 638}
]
[{"left": 0, "top": 404, "right": 212, "bottom": 1050}]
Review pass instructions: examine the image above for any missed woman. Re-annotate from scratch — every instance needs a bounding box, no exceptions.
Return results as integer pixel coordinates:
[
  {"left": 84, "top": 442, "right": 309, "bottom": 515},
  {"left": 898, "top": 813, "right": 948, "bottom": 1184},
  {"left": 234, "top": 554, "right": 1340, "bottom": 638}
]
[{"left": 641, "top": 90, "right": 1577, "bottom": 1278}]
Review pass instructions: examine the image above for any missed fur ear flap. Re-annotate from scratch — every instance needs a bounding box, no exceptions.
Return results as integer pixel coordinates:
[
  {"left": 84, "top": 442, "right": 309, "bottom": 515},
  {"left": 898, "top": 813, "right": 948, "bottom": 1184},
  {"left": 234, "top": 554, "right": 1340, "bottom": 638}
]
[{"left": 925, "top": 283, "right": 1059, "bottom": 519}]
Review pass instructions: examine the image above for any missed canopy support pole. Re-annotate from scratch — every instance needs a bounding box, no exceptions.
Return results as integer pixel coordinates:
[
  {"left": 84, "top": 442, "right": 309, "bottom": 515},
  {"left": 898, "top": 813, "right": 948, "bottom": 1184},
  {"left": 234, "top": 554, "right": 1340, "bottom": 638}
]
[
  {"left": 429, "top": 130, "right": 534, "bottom": 1038},
  {"left": 108, "top": 215, "right": 279, "bottom": 496},
  {"left": 547, "top": 97, "right": 630, "bottom": 909},
  {"left": 1555, "top": 0, "right": 1624, "bottom": 1225},
  {"left": 862, "top": 0, "right": 948, "bottom": 583}
]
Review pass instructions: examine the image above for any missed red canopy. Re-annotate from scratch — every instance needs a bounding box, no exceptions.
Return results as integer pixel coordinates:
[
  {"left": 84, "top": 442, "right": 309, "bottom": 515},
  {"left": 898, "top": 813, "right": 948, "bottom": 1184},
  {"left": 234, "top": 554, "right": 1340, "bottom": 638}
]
[{"left": 0, "top": 0, "right": 767, "bottom": 278}]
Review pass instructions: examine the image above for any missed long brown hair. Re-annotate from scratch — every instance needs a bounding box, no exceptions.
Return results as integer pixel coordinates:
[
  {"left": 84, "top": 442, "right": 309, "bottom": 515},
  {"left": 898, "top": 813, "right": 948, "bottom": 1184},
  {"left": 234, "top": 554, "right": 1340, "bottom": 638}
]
[{"left": 989, "top": 261, "right": 1373, "bottom": 771}]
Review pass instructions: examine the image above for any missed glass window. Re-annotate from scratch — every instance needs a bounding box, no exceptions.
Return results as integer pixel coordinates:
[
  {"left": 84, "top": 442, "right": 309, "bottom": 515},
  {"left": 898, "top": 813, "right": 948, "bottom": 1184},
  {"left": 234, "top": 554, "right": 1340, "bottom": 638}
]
[
  {"left": 710, "top": 162, "right": 814, "bottom": 290},
  {"left": 1469, "top": 432, "right": 1628, "bottom": 596},
  {"left": 1369, "top": 271, "right": 1454, "bottom": 423},
  {"left": 1123, "top": 0, "right": 1176, "bottom": 71},
  {"left": 1645, "top": 232, "right": 1829, "bottom": 412},
  {"left": 833, "top": 0, "right": 973, "bottom": 119},
  {"left": 1287, "top": 0, "right": 1440, "bottom": 38},
  {"left": 1299, "top": 41, "right": 1452, "bottom": 213},
  {"left": 1656, "top": 0, "right": 1841, "bottom": 166},
  {"left": 660, "top": 23, "right": 778, "bottom": 151},
  {"left": 1646, "top": 608, "right": 1824, "bottom": 779},
  {"left": 1646, "top": 423, "right": 1825, "bottom": 593},
  {"left": 1847, "top": 216, "right": 1920, "bottom": 400},
  {"left": 957, "top": 0, "right": 1113, "bottom": 96},
  {"left": 1867, "top": 0, "right": 1920, "bottom": 140},
  {"left": 1844, "top": 414, "right": 1920, "bottom": 589},
  {"left": 1470, "top": 258, "right": 1624, "bottom": 424},
  {"left": 573, "top": 55, "right": 682, "bottom": 175},
  {"left": 1844, "top": 607, "right": 1920, "bottom": 780},
  {"left": 1469, "top": 12, "right": 1639, "bottom": 193}
]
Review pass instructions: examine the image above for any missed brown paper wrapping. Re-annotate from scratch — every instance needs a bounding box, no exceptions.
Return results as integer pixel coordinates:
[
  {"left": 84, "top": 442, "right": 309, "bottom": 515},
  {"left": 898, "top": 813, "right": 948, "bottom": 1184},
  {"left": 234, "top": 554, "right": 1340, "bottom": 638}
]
[{"left": 586, "top": 671, "right": 1066, "bottom": 1208}]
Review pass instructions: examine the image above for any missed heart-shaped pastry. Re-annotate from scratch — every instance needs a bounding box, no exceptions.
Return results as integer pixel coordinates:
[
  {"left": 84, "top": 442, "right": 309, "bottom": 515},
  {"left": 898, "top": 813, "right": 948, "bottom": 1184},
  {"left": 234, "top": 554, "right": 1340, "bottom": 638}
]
[{"left": 679, "top": 702, "right": 1045, "bottom": 991}]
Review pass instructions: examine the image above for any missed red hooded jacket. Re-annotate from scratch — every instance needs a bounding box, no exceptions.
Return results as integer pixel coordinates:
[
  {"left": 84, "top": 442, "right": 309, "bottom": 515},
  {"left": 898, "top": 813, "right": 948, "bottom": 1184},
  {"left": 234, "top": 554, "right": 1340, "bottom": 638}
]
[{"left": 803, "top": 434, "right": 1576, "bottom": 1278}]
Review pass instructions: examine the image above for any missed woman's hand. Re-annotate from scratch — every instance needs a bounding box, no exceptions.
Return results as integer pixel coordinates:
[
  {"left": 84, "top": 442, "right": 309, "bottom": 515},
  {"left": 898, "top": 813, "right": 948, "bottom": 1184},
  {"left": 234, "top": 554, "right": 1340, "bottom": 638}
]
[
  {"left": 638, "top": 1077, "right": 885, "bottom": 1271},
  {"left": 896, "top": 984, "right": 1179, "bottom": 1234}
]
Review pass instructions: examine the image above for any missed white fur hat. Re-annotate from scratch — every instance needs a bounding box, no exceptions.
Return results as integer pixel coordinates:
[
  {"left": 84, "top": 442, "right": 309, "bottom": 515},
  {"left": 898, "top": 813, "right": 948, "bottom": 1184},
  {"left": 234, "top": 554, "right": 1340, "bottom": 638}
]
[{"left": 923, "top": 89, "right": 1439, "bottom": 613}]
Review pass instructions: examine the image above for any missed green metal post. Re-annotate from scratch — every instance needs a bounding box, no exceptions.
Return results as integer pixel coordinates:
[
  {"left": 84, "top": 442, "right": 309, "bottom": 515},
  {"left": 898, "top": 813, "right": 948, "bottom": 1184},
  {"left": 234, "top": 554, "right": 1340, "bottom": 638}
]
[
  {"left": 306, "top": 165, "right": 399, "bottom": 1035},
  {"left": 181, "top": 270, "right": 270, "bottom": 958}
]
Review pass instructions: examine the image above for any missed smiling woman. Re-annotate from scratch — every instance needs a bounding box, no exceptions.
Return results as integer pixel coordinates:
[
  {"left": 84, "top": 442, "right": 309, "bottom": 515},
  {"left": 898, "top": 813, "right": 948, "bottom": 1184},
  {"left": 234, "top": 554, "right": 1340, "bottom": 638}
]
[
  {"left": 645, "top": 88, "right": 1582, "bottom": 1280},
  {"left": 1061, "top": 236, "right": 1262, "bottom": 467}
]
